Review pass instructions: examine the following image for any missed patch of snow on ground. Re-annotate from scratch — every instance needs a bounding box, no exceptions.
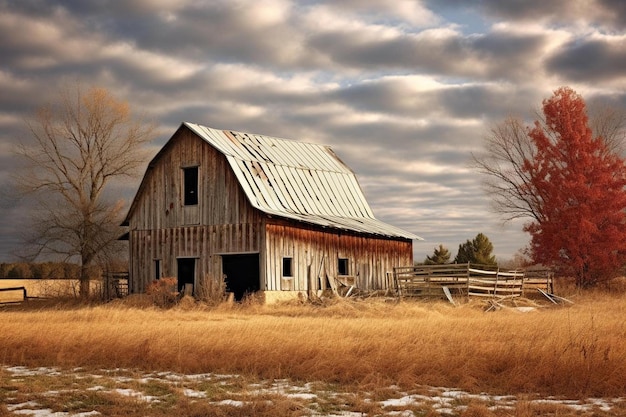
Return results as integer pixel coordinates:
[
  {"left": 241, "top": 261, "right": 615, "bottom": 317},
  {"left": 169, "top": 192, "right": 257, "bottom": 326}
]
[
  {"left": 7, "top": 401, "right": 101, "bottom": 417},
  {"left": 215, "top": 399, "right": 245, "bottom": 407},
  {"left": 3, "top": 365, "right": 625, "bottom": 416},
  {"left": 5, "top": 366, "right": 62, "bottom": 377},
  {"left": 113, "top": 388, "right": 159, "bottom": 402},
  {"left": 183, "top": 388, "right": 207, "bottom": 398},
  {"left": 380, "top": 395, "right": 423, "bottom": 407},
  {"left": 7, "top": 401, "right": 41, "bottom": 411},
  {"left": 12, "top": 409, "right": 66, "bottom": 417}
]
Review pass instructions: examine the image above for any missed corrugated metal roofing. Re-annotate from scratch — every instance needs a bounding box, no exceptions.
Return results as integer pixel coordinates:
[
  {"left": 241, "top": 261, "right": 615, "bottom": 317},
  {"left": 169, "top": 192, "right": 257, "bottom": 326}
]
[{"left": 185, "top": 122, "right": 420, "bottom": 240}]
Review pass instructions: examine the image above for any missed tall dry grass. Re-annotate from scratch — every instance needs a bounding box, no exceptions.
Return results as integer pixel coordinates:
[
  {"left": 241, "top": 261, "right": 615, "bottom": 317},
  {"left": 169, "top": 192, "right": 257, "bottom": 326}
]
[
  {"left": 1, "top": 291, "right": 625, "bottom": 399},
  {"left": 0, "top": 279, "right": 103, "bottom": 302}
]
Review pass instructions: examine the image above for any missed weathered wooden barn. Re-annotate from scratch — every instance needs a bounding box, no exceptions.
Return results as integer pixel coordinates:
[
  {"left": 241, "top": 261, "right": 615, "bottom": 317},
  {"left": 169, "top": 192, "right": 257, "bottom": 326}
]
[{"left": 122, "top": 122, "right": 421, "bottom": 302}]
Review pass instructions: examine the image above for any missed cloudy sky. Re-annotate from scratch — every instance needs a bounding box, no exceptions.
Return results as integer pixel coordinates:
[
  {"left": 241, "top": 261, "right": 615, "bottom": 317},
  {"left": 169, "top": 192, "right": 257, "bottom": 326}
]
[{"left": 1, "top": 0, "right": 625, "bottom": 264}]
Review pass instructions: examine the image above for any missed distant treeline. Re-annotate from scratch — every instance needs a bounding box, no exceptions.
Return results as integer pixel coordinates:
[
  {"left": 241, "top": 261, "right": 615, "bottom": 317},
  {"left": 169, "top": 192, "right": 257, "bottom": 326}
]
[{"left": 0, "top": 262, "right": 81, "bottom": 279}]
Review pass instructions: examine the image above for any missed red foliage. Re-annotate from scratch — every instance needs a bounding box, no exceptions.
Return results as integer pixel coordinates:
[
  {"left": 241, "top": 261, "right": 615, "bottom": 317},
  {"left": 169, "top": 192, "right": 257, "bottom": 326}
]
[{"left": 523, "top": 87, "right": 626, "bottom": 287}]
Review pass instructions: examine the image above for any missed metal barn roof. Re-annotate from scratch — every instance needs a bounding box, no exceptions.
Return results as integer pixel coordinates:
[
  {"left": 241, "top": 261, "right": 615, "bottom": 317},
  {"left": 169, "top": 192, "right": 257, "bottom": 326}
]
[{"left": 185, "top": 122, "right": 420, "bottom": 240}]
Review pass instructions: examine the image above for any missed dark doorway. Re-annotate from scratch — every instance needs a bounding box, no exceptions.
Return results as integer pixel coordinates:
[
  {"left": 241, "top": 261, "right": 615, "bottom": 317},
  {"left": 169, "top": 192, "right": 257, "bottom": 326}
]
[
  {"left": 222, "top": 253, "right": 260, "bottom": 301},
  {"left": 177, "top": 258, "right": 196, "bottom": 294}
]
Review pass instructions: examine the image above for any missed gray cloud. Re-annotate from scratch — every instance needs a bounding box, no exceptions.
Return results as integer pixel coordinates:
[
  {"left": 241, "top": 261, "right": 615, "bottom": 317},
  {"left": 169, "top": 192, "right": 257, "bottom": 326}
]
[
  {"left": 598, "top": 0, "right": 626, "bottom": 27},
  {"left": 306, "top": 27, "right": 548, "bottom": 81},
  {"left": 547, "top": 39, "right": 626, "bottom": 82},
  {"left": 0, "top": 0, "right": 624, "bottom": 263},
  {"left": 435, "top": 0, "right": 626, "bottom": 30}
]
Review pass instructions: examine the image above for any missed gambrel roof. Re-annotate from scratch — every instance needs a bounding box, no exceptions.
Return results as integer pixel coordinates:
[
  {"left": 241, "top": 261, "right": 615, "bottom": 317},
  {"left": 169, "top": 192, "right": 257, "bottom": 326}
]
[{"left": 126, "top": 122, "right": 420, "bottom": 240}]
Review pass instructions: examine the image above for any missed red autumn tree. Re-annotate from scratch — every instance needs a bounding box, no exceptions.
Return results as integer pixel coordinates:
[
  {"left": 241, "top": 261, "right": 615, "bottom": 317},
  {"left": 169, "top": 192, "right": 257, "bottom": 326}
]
[{"left": 523, "top": 87, "right": 626, "bottom": 287}]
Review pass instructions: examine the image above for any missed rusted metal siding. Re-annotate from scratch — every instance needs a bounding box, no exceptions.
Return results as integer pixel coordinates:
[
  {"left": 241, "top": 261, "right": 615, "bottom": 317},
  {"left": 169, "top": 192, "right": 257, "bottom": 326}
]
[
  {"left": 263, "top": 221, "right": 413, "bottom": 292},
  {"left": 127, "top": 127, "right": 263, "bottom": 292}
]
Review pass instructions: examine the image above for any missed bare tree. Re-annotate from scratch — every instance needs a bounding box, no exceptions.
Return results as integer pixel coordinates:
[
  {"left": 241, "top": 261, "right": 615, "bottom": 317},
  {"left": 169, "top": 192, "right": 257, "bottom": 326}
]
[
  {"left": 15, "top": 83, "right": 155, "bottom": 297},
  {"left": 474, "top": 101, "right": 626, "bottom": 224},
  {"left": 473, "top": 117, "right": 542, "bottom": 222},
  {"left": 587, "top": 101, "right": 626, "bottom": 155}
]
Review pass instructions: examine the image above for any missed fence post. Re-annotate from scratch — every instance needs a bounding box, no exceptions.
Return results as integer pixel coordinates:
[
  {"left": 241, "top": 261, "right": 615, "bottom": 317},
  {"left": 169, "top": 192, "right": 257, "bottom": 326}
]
[
  {"left": 494, "top": 268, "right": 499, "bottom": 298},
  {"left": 549, "top": 272, "right": 554, "bottom": 293},
  {"left": 393, "top": 267, "right": 400, "bottom": 297},
  {"left": 466, "top": 262, "right": 471, "bottom": 300}
]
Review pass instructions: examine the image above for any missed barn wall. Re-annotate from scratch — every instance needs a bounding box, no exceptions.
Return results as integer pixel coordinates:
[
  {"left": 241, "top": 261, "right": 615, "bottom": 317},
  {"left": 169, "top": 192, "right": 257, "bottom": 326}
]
[
  {"left": 129, "top": 127, "right": 260, "bottom": 230},
  {"left": 264, "top": 222, "right": 413, "bottom": 293},
  {"left": 127, "top": 127, "right": 263, "bottom": 292},
  {"left": 126, "top": 125, "right": 414, "bottom": 298},
  {"left": 128, "top": 224, "right": 260, "bottom": 293}
]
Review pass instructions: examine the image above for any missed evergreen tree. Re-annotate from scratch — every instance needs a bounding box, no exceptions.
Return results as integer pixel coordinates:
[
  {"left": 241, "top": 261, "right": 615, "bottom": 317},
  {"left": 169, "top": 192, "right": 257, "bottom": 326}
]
[
  {"left": 424, "top": 244, "right": 451, "bottom": 264},
  {"left": 454, "top": 233, "right": 497, "bottom": 265}
]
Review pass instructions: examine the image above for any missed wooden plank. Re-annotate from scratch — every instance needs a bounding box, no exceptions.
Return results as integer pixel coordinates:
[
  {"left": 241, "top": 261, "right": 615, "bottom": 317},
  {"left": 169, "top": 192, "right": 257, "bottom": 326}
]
[{"left": 443, "top": 286, "right": 455, "bottom": 305}]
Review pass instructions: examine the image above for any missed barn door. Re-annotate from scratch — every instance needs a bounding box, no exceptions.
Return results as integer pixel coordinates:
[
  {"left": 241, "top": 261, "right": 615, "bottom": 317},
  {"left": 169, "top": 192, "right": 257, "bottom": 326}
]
[
  {"left": 177, "top": 258, "right": 196, "bottom": 295},
  {"left": 222, "top": 254, "right": 260, "bottom": 301}
]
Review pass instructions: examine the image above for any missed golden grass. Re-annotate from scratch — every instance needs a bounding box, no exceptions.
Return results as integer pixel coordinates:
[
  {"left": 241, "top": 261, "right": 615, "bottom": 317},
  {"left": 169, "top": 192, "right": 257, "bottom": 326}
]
[
  {"left": 1, "top": 290, "right": 625, "bottom": 399},
  {"left": 0, "top": 279, "right": 101, "bottom": 302}
]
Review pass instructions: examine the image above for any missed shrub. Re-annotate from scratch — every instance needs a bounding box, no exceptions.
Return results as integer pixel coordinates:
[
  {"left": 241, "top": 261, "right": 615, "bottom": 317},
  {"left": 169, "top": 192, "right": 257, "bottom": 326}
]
[
  {"left": 195, "top": 275, "right": 227, "bottom": 306},
  {"left": 146, "top": 277, "right": 178, "bottom": 308}
]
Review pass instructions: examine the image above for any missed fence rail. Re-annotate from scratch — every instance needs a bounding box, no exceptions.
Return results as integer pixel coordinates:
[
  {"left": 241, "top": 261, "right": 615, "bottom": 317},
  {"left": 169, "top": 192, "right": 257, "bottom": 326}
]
[
  {"left": 103, "top": 272, "right": 129, "bottom": 300},
  {"left": 393, "top": 264, "right": 553, "bottom": 300},
  {"left": 0, "top": 286, "right": 28, "bottom": 303}
]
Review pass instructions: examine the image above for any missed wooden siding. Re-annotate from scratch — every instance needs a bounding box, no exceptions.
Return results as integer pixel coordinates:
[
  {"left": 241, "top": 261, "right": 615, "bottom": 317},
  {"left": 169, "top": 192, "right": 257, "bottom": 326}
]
[
  {"left": 128, "top": 127, "right": 263, "bottom": 291},
  {"left": 126, "top": 125, "right": 415, "bottom": 297},
  {"left": 264, "top": 221, "right": 413, "bottom": 292},
  {"left": 129, "top": 224, "right": 260, "bottom": 293},
  {"left": 128, "top": 127, "right": 261, "bottom": 230}
]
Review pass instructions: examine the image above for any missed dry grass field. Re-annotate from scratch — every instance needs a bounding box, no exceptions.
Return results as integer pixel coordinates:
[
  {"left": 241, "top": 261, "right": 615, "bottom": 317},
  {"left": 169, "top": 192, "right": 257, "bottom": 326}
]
[
  {"left": 1, "top": 281, "right": 626, "bottom": 416},
  {"left": 0, "top": 279, "right": 102, "bottom": 302}
]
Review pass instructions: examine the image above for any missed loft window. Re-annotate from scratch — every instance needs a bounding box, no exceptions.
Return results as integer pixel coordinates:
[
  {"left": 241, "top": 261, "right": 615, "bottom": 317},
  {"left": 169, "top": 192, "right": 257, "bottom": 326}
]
[
  {"left": 282, "top": 257, "right": 293, "bottom": 277},
  {"left": 338, "top": 258, "right": 349, "bottom": 276},
  {"left": 183, "top": 166, "right": 198, "bottom": 206}
]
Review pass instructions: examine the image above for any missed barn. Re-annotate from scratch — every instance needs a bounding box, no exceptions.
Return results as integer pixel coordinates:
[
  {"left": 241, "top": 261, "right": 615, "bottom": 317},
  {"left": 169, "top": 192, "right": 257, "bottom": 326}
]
[{"left": 122, "top": 122, "right": 421, "bottom": 302}]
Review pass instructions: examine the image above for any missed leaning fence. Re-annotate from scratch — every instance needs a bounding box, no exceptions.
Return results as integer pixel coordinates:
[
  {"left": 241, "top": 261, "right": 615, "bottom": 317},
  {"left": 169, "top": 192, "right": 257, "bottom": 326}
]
[{"left": 393, "top": 263, "right": 553, "bottom": 301}]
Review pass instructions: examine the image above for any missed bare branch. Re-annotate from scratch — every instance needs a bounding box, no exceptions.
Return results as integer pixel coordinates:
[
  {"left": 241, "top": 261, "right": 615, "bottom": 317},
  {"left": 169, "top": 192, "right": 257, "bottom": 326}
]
[
  {"left": 13, "top": 82, "right": 155, "bottom": 297},
  {"left": 472, "top": 117, "right": 542, "bottom": 222}
]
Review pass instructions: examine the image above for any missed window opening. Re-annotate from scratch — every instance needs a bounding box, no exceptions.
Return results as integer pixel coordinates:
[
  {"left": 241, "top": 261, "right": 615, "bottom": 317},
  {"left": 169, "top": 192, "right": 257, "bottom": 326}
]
[
  {"left": 183, "top": 166, "right": 198, "bottom": 206},
  {"left": 338, "top": 258, "right": 349, "bottom": 275},
  {"left": 282, "top": 257, "right": 293, "bottom": 277}
]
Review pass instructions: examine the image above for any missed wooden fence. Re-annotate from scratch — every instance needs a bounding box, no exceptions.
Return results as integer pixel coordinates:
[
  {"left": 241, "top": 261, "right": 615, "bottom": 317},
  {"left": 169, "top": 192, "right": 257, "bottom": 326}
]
[
  {"left": 393, "top": 264, "right": 553, "bottom": 301},
  {"left": 103, "top": 272, "right": 129, "bottom": 301},
  {"left": 0, "top": 275, "right": 129, "bottom": 303},
  {"left": 0, "top": 286, "right": 28, "bottom": 304}
]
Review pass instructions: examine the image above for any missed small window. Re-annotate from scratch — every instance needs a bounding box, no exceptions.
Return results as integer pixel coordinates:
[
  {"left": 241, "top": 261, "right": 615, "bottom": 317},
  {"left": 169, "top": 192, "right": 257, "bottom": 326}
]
[
  {"left": 338, "top": 258, "right": 349, "bottom": 275},
  {"left": 183, "top": 166, "right": 198, "bottom": 206},
  {"left": 282, "top": 257, "right": 293, "bottom": 277},
  {"left": 154, "top": 260, "right": 161, "bottom": 280}
]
